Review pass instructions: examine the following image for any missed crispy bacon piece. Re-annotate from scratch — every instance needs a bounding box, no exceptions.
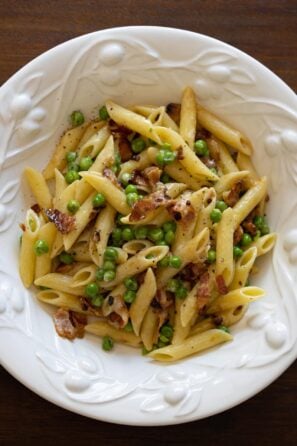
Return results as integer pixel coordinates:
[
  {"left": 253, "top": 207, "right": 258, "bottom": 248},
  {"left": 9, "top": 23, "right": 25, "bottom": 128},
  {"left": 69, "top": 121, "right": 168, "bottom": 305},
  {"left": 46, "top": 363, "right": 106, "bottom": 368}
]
[
  {"left": 196, "top": 128, "right": 211, "bottom": 141},
  {"left": 19, "top": 223, "right": 26, "bottom": 232},
  {"left": 196, "top": 272, "right": 210, "bottom": 313},
  {"left": 166, "top": 197, "right": 195, "bottom": 226},
  {"left": 143, "top": 166, "right": 161, "bottom": 189},
  {"left": 202, "top": 156, "right": 217, "bottom": 170},
  {"left": 108, "top": 119, "right": 132, "bottom": 136},
  {"left": 180, "top": 262, "right": 208, "bottom": 282},
  {"left": 242, "top": 220, "right": 257, "bottom": 236},
  {"left": 102, "top": 294, "right": 129, "bottom": 329},
  {"left": 129, "top": 188, "right": 169, "bottom": 222},
  {"left": 45, "top": 208, "right": 76, "bottom": 234},
  {"left": 166, "top": 103, "right": 181, "bottom": 124},
  {"left": 55, "top": 263, "right": 75, "bottom": 274},
  {"left": 103, "top": 168, "right": 121, "bottom": 189},
  {"left": 224, "top": 181, "right": 243, "bottom": 207},
  {"left": 118, "top": 137, "right": 133, "bottom": 162},
  {"left": 31, "top": 203, "right": 41, "bottom": 214},
  {"left": 155, "top": 289, "right": 174, "bottom": 310},
  {"left": 233, "top": 225, "right": 244, "bottom": 245},
  {"left": 53, "top": 308, "right": 87, "bottom": 340},
  {"left": 79, "top": 297, "right": 102, "bottom": 317},
  {"left": 216, "top": 275, "right": 228, "bottom": 295},
  {"left": 130, "top": 170, "right": 149, "bottom": 188}
]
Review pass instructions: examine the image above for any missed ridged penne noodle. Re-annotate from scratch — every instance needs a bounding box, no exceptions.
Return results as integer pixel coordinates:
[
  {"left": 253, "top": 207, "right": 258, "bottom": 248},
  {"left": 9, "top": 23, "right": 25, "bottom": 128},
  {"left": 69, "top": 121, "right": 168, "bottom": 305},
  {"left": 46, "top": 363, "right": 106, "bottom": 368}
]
[
  {"left": 71, "top": 241, "right": 92, "bottom": 262},
  {"left": 89, "top": 204, "right": 116, "bottom": 266},
  {"left": 43, "top": 122, "right": 87, "bottom": 179},
  {"left": 194, "top": 187, "right": 217, "bottom": 234},
  {"left": 63, "top": 192, "right": 97, "bottom": 250},
  {"left": 19, "top": 209, "right": 41, "bottom": 287},
  {"left": 216, "top": 208, "right": 234, "bottom": 286},
  {"left": 100, "top": 245, "right": 169, "bottom": 289},
  {"left": 34, "top": 222, "right": 57, "bottom": 280},
  {"left": 86, "top": 321, "right": 141, "bottom": 347},
  {"left": 155, "top": 126, "right": 219, "bottom": 181},
  {"left": 207, "top": 286, "right": 265, "bottom": 314},
  {"left": 119, "top": 149, "right": 152, "bottom": 177},
  {"left": 106, "top": 100, "right": 162, "bottom": 144},
  {"left": 236, "top": 153, "right": 259, "bottom": 187},
  {"left": 230, "top": 247, "right": 257, "bottom": 290},
  {"left": 179, "top": 86, "right": 197, "bottom": 149},
  {"left": 78, "top": 124, "right": 110, "bottom": 159},
  {"left": 24, "top": 167, "right": 52, "bottom": 209},
  {"left": 250, "top": 233, "right": 277, "bottom": 257},
  {"left": 207, "top": 137, "right": 239, "bottom": 174},
  {"left": 70, "top": 264, "right": 97, "bottom": 287},
  {"left": 214, "top": 171, "right": 250, "bottom": 196},
  {"left": 140, "top": 307, "right": 160, "bottom": 351},
  {"left": 34, "top": 273, "right": 85, "bottom": 296},
  {"left": 36, "top": 289, "right": 86, "bottom": 314},
  {"left": 196, "top": 104, "right": 252, "bottom": 155},
  {"left": 172, "top": 298, "right": 193, "bottom": 345},
  {"left": 149, "top": 329, "right": 232, "bottom": 362},
  {"left": 130, "top": 268, "right": 157, "bottom": 336},
  {"left": 232, "top": 177, "right": 267, "bottom": 227},
  {"left": 54, "top": 168, "right": 67, "bottom": 207},
  {"left": 80, "top": 172, "right": 130, "bottom": 215}
]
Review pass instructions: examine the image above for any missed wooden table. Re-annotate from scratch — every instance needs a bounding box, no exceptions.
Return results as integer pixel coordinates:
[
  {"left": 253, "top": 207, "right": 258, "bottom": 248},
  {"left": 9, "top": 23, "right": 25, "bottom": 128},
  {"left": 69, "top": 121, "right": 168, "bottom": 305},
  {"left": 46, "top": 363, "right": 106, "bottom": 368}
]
[{"left": 0, "top": 1, "right": 296, "bottom": 444}]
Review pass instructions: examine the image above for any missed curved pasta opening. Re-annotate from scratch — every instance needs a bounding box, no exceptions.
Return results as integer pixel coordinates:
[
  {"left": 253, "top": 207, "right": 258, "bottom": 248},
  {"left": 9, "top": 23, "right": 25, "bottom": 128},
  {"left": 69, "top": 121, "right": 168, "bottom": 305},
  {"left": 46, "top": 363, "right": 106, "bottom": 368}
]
[
  {"left": 71, "top": 266, "right": 96, "bottom": 287},
  {"left": 123, "top": 240, "right": 153, "bottom": 254},
  {"left": 37, "top": 290, "right": 59, "bottom": 300},
  {"left": 258, "top": 234, "right": 276, "bottom": 253},
  {"left": 238, "top": 247, "right": 257, "bottom": 267},
  {"left": 240, "top": 286, "right": 265, "bottom": 298}
]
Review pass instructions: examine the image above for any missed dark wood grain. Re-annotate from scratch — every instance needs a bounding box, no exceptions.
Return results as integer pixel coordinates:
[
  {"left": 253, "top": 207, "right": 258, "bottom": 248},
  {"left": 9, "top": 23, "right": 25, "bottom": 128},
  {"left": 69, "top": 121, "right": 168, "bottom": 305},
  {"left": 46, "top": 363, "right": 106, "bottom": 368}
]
[{"left": 0, "top": 1, "right": 296, "bottom": 444}]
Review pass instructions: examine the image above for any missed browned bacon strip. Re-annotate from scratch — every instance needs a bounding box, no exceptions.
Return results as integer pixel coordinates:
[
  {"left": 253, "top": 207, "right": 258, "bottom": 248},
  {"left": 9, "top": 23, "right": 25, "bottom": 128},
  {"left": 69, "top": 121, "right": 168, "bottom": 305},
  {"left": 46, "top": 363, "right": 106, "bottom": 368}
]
[
  {"left": 216, "top": 274, "right": 228, "bottom": 295},
  {"left": 45, "top": 208, "right": 76, "bottom": 234},
  {"left": 53, "top": 308, "right": 87, "bottom": 340}
]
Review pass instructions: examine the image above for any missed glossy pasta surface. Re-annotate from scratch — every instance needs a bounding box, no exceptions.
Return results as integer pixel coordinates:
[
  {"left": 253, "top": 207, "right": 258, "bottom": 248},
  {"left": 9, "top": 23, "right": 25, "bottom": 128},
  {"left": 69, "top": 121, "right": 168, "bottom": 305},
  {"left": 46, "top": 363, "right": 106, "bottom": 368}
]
[{"left": 19, "top": 87, "right": 276, "bottom": 361}]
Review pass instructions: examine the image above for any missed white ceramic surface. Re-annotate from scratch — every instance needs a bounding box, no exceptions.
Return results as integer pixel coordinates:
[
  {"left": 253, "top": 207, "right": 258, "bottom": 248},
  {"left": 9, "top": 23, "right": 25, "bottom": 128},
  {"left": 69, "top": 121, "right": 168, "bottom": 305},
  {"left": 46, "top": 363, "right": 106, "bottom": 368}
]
[{"left": 0, "top": 26, "right": 296, "bottom": 426}]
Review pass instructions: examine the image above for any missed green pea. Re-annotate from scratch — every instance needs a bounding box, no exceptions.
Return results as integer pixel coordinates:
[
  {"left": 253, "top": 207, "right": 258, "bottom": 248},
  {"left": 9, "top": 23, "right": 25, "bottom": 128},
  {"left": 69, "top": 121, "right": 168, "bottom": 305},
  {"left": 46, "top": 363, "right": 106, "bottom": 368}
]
[
  {"left": 160, "top": 142, "right": 172, "bottom": 151},
  {"left": 241, "top": 233, "right": 252, "bottom": 246},
  {"left": 122, "top": 227, "right": 134, "bottom": 241},
  {"left": 148, "top": 227, "right": 164, "bottom": 242},
  {"left": 67, "top": 199, "right": 80, "bottom": 214},
  {"left": 99, "top": 105, "right": 109, "bottom": 120},
  {"left": 160, "top": 324, "right": 173, "bottom": 339},
  {"left": 261, "top": 224, "right": 270, "bottom": 235},
  {"left": 159, "top": 334, "right": 170, "bottom": 344},
  {"left": 158, "top": 255, "right": 170, "bottom": 267},
  {"left": 70, "top": 110, "right": 84, "bottom": 127},
  {"left": 126, "top": 192, "right": 139, "bottom": 207},
  {"left": 121, "top": 172, "right": 132, "bottom": 186},
  {"left": 218, "top": 325, "right": 230, "bottom": 333},
  {"left": 175, "top": 286, "right": 188, "bottom": 299},
  {"left": 124, "top": 321, "right": 134, "bottom": 332},
  {"left": 156, "top": 150, "right": 166, "bottom": 166},
  {"left": 124, "top": 290, "right": 136, "bottom": 304},
  {"left": 210, "top": 167, "right": 218, "bottom": 175},
  {"left": 104, "top": 247, "right": 118, "bottom": 261},
  {"left": 91, "top": 295, "right": 103, "bottom": 307},
  {"left": 103, "top": 260, "right": 116, "bottom": 271},
  {"left": 253, "top": 215, "right": 265, "bottom": 229},
  {"left": 59, "top": 251, "right": 74, "bottom": 265},
  {"left": 169, "top": 255, "right": 182, "bottom": 268},
  {"left": 67, "top": 162, "right": 80, "bottom": 172},
  {"left": 157, "top": 240, "right": 168, "bottom": 246},
  {"left": 92, "top": 193, "right": 106, "bottom": 208},
  {"left": 166, "top": 278, "right": 180, "bottom": 293},
  {"left": 131, "top": 137, "right": 146, "bottom": 153},
  {"left": 112, "top": 227, "right": 122, "bottom": 243},
  {"left": 102, "top": 336, "right": 114, "bottom": 351},
  {"left": 66, "top": 151, "right": 77, "bottom": 163},
  {"left": 210, "top": 208, "right": 222, "bottom": 223},
  {"left": 135, "top": 226, "right": 148, "bottom": 240},
  {"left": 207, "top": 249, "right": 216, "bottom": 263},
  {"left": 142, "top": 346, "right": 151, "bottom": 355},
  {"left": 125, "top": 184, "right": 137, "bottom": 194},
  {"left": 156, "top": 340, "right": 167, "bottom": 348},
  {"left": 233, "top": 246, "right": 243, "bottom": 258},
  {"left": 103, "top": 270, "right": 116, "bottom": 282},
  {"left": 124, "top": 277, "right": 138, "bottom": 291},
  {"left": 215, "top": 200, "right": 228, "bottom": 212},
  {"left": 163, "top": 150, "right": 176, "bottom": 165},
  {"left": 85, "top": 282, "right": 100, "bottom": 298},
  {"left": 34, "top": 239, "right": 49, "bottom": 256},
  {"left": 79, "top": 156, "right": 93, "bottom": 171},
  {"left": 96, "top": 268, "right": 104, "bottom": 281},
  {"left": 194, "top": 139, "right": 209, "bottom": 157},
  {"left": 164, "top": 230, "right": 175, "bottom": 245},
  {"left": 65, "top": 170, "right": 80, "bottom": 184},
  {"left": 163, "top": 221, "right": 176, "bottom": 233},
  {"left": 160, "top": 173, "right": 171, "bottom": 183}
]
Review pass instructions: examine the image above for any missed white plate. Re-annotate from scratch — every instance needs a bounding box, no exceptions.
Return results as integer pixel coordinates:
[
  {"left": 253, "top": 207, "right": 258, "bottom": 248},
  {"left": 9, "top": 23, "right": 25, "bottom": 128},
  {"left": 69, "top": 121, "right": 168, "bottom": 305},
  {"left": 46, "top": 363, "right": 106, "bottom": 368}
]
[{"left": 0, "top": 26, "right": 297, "bottom": 426}]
